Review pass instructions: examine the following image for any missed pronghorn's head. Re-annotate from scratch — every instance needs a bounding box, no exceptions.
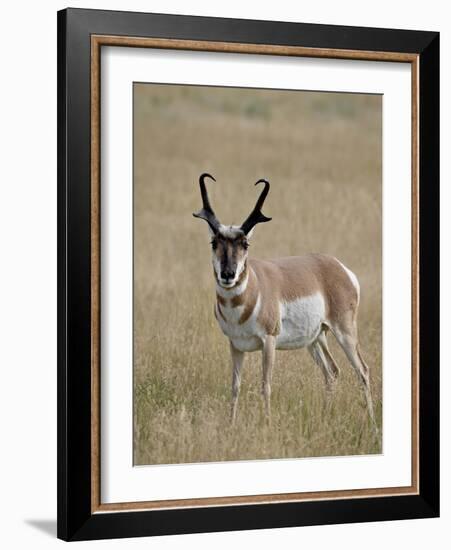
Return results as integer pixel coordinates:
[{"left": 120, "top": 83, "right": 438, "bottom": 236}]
[{"left": 193, "top": 173, "right": 271, "bottom": 289}]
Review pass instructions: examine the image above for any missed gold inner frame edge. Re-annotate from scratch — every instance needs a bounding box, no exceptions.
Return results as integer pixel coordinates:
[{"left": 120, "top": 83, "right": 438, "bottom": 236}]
[{"left": 90, "top": 35, "right": 420, "bottom": 514}]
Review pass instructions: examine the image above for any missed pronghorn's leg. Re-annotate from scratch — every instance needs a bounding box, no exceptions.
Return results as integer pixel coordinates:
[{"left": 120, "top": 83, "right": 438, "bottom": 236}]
[
  {"left": 229, "top": 341, "right": 245, "bottom": 424},
  {"left": 308, "top": 337, "right": 338, "bottom": 394},
  {"left": 262, "top": 335, "right": 276, "bottom": 421},
  {"left": 316, "top": 329, "right": 340, "bottom": 389},
  {"left": 331, "top": 320, "right": 376, "bottom": 427}
]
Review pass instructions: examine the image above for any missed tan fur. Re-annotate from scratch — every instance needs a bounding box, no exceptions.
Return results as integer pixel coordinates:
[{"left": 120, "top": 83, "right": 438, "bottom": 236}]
[
  {"left": 238, "top": 278, "right": 259, "bottom": 325},
  {"left": 230, "top": 293, "right": 245, "bottom": 308},
  {"left": 216, "top": 293, "right": 226, "bottom": 307},
  {"left": 231, "top": 253, "right": 358, "bottom": 334}
]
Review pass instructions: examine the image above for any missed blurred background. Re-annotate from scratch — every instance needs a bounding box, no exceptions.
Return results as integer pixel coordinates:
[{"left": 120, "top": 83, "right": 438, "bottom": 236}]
[{"left": 133, "top": 83, "right": 382, "bottom": 465}]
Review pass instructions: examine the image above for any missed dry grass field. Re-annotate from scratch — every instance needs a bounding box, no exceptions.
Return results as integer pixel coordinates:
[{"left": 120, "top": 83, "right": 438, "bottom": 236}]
[{"left": 133, "top": 83, "right": 382, "bottom": 466}]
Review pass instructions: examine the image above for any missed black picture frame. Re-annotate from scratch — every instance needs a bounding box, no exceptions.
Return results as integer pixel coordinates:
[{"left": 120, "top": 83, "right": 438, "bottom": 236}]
[{"left": 57, "top": 7, "right": 439, "bottom": 542}]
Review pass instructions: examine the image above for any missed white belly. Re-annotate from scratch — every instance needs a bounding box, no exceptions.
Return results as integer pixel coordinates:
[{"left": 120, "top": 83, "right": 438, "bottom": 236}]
[
  {"left": 276, "top": 293, "right": 325, "bottom": 350},
  {"left": 229, "top": 335, "right": 262, "bottom": 352},
  {"left": 216, "top": 292, "right": 325, "bottom": 353}
]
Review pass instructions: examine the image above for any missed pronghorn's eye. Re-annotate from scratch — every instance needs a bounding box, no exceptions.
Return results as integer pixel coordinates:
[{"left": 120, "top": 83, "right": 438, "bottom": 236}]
[
  {"left": 211, "top": 239, "right": 217, "bottom": 250},
  {"left": 242, "top": 240, "right": 249, "bottom": 250}
]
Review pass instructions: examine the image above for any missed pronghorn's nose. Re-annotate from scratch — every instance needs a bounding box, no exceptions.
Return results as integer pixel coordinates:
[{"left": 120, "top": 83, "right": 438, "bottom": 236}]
[{"left": 221, "top": 269, "right": 235, "bottom": 281}]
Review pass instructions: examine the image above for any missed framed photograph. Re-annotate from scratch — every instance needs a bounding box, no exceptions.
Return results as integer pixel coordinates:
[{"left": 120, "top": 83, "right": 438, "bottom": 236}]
[{"left": 57, "top": 8, "right": 439, "bottom": 541}]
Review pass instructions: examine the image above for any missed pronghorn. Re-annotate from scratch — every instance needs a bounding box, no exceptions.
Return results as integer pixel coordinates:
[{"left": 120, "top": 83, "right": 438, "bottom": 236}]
[{"left": 193, "top": 173, "right": 376, "bottom": 426}]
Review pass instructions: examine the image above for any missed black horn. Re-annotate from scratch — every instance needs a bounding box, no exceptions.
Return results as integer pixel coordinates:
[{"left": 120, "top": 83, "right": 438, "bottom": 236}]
[
  {"left": 240, "top": 179, "right": 272, "bottom": 235},
  {"left": 192, "top": 173, "right": 221, "bottom": 233}
]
